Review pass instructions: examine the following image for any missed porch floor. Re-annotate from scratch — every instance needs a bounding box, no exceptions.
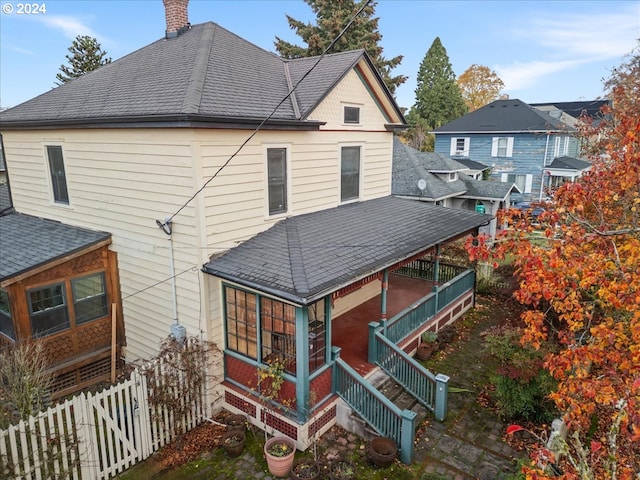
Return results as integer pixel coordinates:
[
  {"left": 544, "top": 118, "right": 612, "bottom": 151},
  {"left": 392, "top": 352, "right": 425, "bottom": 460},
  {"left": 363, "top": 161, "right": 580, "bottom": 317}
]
[{"left": 331, "top": 273, "right": 434, "bottom": 376}]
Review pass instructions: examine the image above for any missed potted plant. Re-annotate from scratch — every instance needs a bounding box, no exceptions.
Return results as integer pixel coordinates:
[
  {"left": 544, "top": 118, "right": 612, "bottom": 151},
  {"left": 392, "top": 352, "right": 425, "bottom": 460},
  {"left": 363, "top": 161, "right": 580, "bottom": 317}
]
[
  {"left": 416, "top": 330, "right": 438, "bottom": 360},
  {"left": 224, "top": 413, "right": 247, "bottom": 433},
  {"left": 330, "top": 459, "right": 356, "bottom": 479},
  {"left": 367, "top": 436, "right": 397, "bottom": 468},
  {"left": 264, "top": 435, "right": 296, "bottom": 477},
  {"left": 291, "top": 457, "right": 322, "bottom": 480},
  {"left": 221, "top": 430, "right": 246, "bottom": 457}
]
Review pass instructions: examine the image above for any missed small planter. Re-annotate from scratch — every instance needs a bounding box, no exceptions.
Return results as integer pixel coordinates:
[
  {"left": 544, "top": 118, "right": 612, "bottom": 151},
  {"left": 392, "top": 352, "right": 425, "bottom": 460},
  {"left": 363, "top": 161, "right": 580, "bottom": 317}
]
[
  {"left": 329, "top": 459, "right": 356, "bottom": 479},
  {"left": 415, "top": 342, "right": 437, "bottom": 360},
  {"left": 221, "top": 430, "right": 246, "bottom": 458},
  {"left": 225, "top": 413, "right": 247, "bottom": 433},
  {"left": 264, "top": 436, "right": 296, "bottom": 477},
  {"left": 368, "top": 436, "right": 397, "bottom": 468},
  {"left": 290, "top": 457, "right": 321, "bottom": 480}
]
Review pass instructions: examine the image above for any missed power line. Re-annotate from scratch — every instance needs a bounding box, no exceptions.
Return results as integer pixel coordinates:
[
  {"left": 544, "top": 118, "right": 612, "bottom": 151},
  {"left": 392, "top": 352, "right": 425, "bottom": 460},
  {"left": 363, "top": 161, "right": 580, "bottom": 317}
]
[{"left": 161, "top": 0, "right": 373, "bottom": 227}]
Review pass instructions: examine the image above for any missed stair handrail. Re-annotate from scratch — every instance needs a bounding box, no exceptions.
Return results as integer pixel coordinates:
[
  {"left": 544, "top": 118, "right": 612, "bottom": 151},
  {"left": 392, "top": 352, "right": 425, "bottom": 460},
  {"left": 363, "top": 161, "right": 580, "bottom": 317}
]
[{"left": 332, "top": 351, "right": 415, "bottom": 464}]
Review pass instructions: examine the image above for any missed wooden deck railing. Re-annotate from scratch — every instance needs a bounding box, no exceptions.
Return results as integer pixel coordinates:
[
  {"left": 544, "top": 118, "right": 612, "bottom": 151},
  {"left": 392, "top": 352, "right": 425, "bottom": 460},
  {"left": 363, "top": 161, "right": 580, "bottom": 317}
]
[{"left": 394, "top": 259, "right": 468, "bottom": 283}]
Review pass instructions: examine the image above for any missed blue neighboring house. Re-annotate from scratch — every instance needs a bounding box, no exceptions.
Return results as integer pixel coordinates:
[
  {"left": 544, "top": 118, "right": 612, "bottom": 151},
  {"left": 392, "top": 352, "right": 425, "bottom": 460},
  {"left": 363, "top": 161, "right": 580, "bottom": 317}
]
[{"left": 432, "top": 98, "right": 595, "bottom": 202}]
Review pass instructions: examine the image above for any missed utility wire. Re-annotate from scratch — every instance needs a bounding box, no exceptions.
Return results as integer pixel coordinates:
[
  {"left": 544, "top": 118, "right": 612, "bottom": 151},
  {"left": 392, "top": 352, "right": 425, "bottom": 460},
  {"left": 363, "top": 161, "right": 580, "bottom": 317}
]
[{"left": 162, "top": 0, "right": 373, "bottom": 226}]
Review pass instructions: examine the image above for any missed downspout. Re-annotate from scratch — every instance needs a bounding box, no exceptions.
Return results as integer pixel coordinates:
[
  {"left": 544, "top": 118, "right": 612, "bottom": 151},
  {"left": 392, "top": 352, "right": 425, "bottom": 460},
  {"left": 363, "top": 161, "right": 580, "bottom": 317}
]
[
  {"left": 540, "top": 133, "right": 550, "bottom": 201},
  {"left": 156, "top": 218, "right": 186, "bottom": 341}
]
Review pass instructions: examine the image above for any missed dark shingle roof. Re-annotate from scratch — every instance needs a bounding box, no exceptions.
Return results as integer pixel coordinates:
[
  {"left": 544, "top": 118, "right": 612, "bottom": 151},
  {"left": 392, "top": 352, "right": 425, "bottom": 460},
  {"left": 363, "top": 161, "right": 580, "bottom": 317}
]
[
  {"left": 0, "top": 184, "right": 11, "bottom": 212},
  {"left": 453, "top": 158, "right": 489, "bottom": 172},
  {"left": 529, "top": 100, "right": 609, "bottom": 120},
  {"left": 203, "top": 196, "right": 491, "bottom": 304},
  {"left": 546, "top": 156, "right": 591, "bottom": 170},
  {"left": 0, "top": 23, "right": 402, "bottom": 129},
  {"left": 392, "top": 137, "right": 466, "bottom": 199},
  {"left": 433, "top": 99, "right": 573, "bottom": 134},
  {"left": 0, "top": 213, "right": 111, "bottom": 282},
  {"left": 458, "top": 173, "right": 519, "bottom": 199}
]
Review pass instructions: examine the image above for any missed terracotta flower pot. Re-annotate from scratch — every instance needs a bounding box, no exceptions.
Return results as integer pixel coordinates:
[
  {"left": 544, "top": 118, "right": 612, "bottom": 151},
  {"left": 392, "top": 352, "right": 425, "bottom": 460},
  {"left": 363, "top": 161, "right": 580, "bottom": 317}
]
[
  {"left": 264, "top": 436, "right": 295, "bottom": 477},
  {"left": 368, "top": 436, "right": 397, "bottom": 468},
  {"left": 225, "top": 413, "right": 247, "bottom": 433}
]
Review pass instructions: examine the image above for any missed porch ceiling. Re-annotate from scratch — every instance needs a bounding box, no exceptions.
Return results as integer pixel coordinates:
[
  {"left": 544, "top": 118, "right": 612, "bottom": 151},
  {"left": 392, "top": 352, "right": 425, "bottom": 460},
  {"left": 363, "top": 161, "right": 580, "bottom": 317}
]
[{"left": 203, "top": 196, "right": 491, "bottom": 305}]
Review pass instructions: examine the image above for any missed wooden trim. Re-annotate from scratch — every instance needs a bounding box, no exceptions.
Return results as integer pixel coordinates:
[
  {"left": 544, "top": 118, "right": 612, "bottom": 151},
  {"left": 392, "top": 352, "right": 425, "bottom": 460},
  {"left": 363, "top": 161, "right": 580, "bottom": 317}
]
[{"left": 0, "top": 238, "right": 112, "bottom": 288}]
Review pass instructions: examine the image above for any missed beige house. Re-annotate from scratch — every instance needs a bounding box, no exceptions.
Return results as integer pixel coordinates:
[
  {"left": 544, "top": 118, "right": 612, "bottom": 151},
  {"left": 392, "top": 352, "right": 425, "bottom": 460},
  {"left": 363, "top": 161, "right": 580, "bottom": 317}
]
[{"left": 0, "top": 0, "right": 492, "bottom": 461}]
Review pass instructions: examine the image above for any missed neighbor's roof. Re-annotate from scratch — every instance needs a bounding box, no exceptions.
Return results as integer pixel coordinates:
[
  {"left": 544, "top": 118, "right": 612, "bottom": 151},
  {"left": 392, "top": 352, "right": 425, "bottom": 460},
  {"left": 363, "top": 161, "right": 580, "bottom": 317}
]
[
  {"left": 451, "top": 158, "right": 489, "bottom": 172},
  {"left": 458, "top": 173, "right": 520, "bottom": 200},
  {"left": 202, "top": 195, "right": 492, "bottom": 305},
  {"left": 433, "top": 99, "right": 573, "bottom": 134},
  {"left": 546, "top": 156, "right": 591, "bottom": 171},
  {"left": 0, "top": 213, "right": 111, "bottom": 283},
  {"left": 0, "top": 22, "right": 404, "bottom": 129},
  {"left": 392, "top": 137, "right": 466, "bottom": 200},
  {"left": 529, "top": 100, "right": 609, "bottom": 120}
]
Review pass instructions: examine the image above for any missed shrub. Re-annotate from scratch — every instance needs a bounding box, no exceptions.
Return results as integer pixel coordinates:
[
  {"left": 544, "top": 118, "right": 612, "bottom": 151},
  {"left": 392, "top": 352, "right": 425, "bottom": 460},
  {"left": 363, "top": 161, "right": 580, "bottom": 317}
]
[{"left": 485, "top": 325, "right": 557, "bottom": 422}]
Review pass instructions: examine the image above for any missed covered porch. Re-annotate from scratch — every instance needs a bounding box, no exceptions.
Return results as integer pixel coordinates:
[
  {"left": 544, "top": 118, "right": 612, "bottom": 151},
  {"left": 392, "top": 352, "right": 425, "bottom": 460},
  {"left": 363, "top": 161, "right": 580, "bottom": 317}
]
[{"left": 203, "top": 196, "right": 490, "bottom": 461}]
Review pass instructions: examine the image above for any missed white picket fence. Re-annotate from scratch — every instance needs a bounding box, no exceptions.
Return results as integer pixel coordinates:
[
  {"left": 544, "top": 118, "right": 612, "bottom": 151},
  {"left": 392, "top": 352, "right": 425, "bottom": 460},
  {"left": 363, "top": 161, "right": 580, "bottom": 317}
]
[{"left": 0, "top": 365, "right": 206, "bottom": 480}]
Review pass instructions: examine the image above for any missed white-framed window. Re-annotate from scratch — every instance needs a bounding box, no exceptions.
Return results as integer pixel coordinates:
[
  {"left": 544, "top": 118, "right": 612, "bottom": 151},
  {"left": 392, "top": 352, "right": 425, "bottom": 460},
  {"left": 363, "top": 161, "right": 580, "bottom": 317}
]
[
  {"left": 448, "top": 172, "right": 457, "bottom": 182},
  {"left": 563, "top": 137, "right": 570, "bottom": 156},
  {"left": 46, "top": 145, "right": 69, "bottom": 204},
  {"left": 553, "top": 136, "right": 570, "bottom": 158},
  {"left": 450, "top": 137, "right": 470, "bottom": 157},
  {"left": 501, "top": 173, "right": 533, "bottom": 193},
  {"left": 340, "top": 146, "right": 361, "bottom": 202},
  {"left": 491, "top": 137, "right": 514, "bottom": 157},
  {"left": 343, "top": 105, "right": 360, "bottom": 124},
  {"left": 266, "top": 147, "right": 288, "bottom": 216}
]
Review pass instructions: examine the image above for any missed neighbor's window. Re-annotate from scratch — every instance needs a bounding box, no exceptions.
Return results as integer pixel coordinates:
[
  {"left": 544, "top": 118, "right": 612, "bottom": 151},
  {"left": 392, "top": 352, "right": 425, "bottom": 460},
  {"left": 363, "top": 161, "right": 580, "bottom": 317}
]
[
  {"left": 267, "top": 148, "right": 287, "bottom": 215},
  {"left": 225, "top": 286, "right": 258, "bottom": 359},
  {"left": 491, "top": 137, "right": 513, "bottom": 157},
  {"left": 450, "top": 137, "right": 470, "bottom": 156},
  {"left": 308, "top": 299, "right": 326, "bottom": 373},
  {"left": 46, "top": 146, "right": 69, "bottom": 204},
  {"left": 344, "top": 106, "right": 360, "bottom": 124},
  {"left": 340, "top": 146, "right": 360, "bottom": 202},
  {"left": 0, "top": 289, "right": 15, "bottom": 340},
  {"left": 261, "top": 297, "right": 296, "bottom": 375},
  {"left": 29, "top": 283, "right": 69, "bottom": 338},
  {"left": 72, "top": 273, "right": 108, "bottom": 324}
]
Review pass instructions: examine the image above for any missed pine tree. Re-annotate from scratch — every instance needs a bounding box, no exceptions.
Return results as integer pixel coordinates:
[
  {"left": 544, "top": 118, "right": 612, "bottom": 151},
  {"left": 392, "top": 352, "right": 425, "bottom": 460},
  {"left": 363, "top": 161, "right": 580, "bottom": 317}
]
[
  {"left": 275, "top": 0, "right": 405, "bottom": 94},
  {"left": 56, "top": 35, "right": 111, "bottom": 85},
  {"left": 413, "top": 37, "right": 467, "bottom": 129}
]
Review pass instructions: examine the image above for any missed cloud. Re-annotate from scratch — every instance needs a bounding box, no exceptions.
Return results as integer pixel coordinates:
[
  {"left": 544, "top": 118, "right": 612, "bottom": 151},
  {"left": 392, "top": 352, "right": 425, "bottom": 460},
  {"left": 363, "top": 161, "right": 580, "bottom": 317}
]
[
  {"left": 495, "top": 59, "right": 586, "bottom": 91},
  {"left": 36, "top": 15, "right": 98, "bottom": 40},
  {"left": 5, "top": 45, "right": 35, "bottom": 56}
]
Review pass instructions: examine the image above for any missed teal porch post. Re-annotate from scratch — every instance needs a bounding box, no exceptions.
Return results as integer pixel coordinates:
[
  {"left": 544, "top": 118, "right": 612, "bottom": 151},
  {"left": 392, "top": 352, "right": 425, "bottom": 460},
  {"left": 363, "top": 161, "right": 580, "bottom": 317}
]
[
  {"left": 399, "top": 409, "right": 417, "bottom": 464},
  {"left": 435, "top": 373, "right": 450, "bottom": 421},
  {"left": 380, "top": 269, "right": 389, "bottom": 322},
  {"left": 296, "top": 307, "right": 309, "bottom": 422},
  {"left": 368, "top": 322, "right": 380, "bottom": 364}
]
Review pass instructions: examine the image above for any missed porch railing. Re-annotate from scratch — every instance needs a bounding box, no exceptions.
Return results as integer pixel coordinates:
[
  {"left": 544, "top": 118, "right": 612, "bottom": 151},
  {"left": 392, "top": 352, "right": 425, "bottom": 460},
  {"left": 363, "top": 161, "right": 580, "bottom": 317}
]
[
  {"left": 332, "top": 349, "right": 416, "bottom": 464},
  {"left": 371, "top": 328, "right": 449, "bottom": 421},
  {"left": 394, "top": 259, "right": 468, "bottom": 283},
  {"left": 383, "top": 268, "right": 475, "bottom": 344}
]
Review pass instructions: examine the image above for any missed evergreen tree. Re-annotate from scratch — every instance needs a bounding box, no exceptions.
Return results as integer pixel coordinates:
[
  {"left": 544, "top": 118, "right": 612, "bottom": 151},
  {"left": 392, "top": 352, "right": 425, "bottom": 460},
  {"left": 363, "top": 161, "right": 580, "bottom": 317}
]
[
  {"left": 413, "top": 37, "right": 467, "bottom": 129},
  {"left": 275, "top": 0, "right": 405, "bottom": 94},
  {"left": 56, "top": 35, "right": 111, "bottom": 85}
]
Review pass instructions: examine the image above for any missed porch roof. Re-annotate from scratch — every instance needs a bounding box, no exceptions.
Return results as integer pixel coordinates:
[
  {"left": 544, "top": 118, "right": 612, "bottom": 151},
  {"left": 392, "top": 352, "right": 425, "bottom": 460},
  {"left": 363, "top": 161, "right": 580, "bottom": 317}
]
[{"left": 202, "top": 196, "right": 491, "bottom": 305}]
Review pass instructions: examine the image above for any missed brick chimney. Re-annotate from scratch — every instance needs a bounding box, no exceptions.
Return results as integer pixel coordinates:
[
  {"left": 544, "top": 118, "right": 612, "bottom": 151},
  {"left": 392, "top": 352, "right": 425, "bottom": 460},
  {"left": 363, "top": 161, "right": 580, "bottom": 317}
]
[{"left": 163, "top": 0, "right": 190, "bottom": 38}]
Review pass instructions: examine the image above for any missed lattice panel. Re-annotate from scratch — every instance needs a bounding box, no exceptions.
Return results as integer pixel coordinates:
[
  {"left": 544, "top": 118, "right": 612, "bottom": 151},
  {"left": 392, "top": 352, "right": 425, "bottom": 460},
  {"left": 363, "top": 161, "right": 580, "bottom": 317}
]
[
  {"left": 261, "top": 410, "right": 298, "bottom": 440},
  {"left": 52, "top": 370, "right": 77, "bottom": 393},
  {"left": 225, "top": 390, "right": 257, "bottom": 418},
  {"left": 80, "top": 356, "right": 111, "bottom": 382},
  {"left": 309, "top": 405, "right": 336, "bottom": 437},
  {"left": 77, "top": 318, "right": 111, "bottom": 353}
]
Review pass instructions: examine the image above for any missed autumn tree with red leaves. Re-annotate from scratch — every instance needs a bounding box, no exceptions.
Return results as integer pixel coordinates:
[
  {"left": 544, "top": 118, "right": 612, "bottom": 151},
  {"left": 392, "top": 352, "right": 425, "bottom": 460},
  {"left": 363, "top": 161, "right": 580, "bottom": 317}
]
[{"left": 469, "top": 46, "right": 640, "bottom": 479}]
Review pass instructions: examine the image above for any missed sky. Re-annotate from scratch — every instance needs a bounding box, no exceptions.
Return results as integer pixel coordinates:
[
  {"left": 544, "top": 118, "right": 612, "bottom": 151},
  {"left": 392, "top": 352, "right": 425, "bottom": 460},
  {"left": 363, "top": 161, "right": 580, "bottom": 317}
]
[{"left": 1, "top": 0, "right": 639, "bottom": 112}]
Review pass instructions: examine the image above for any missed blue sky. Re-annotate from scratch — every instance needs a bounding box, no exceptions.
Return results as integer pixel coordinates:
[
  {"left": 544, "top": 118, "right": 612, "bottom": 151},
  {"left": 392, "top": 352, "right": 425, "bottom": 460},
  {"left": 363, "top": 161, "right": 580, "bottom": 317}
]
[{"left": 1, "top": 0, "right": 639, "bottom": 111}]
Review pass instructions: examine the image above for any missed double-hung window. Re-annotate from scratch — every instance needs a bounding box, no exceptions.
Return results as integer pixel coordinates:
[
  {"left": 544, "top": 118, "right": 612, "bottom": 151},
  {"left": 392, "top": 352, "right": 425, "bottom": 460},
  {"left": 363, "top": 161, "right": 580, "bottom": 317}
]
[
  {"left": 267, "top": 148, "right": 287, "bottom": 215},
  {"left": 491, "top": 137, "right": 514, "bottom": 157},
  {"left": 450, "top": 137, "right": 470, "bottom": 157},
  {"left": 29, "top": 283, "right": 69, "bottom": 338},
  {"left": 340, "top": 146, "right": 360, "bottom": 202},
  {"left": 72, "top": 273, "right": 108, "bottom": 324},
  {"left": 46, "top": 146, "right": 69, "bottom": 204}
]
